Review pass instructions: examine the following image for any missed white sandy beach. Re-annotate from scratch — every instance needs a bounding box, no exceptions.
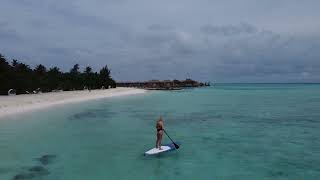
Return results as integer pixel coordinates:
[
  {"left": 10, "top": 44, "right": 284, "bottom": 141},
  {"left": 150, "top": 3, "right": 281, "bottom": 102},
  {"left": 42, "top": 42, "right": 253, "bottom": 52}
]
[{"left": 0, "top": 87, "right": 146, "bottom": 118}]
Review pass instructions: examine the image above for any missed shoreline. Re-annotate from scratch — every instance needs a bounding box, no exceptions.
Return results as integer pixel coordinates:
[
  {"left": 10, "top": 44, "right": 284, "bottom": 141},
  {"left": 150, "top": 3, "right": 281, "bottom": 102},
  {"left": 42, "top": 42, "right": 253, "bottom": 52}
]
[{"left": 0, "top": 87, "right": 146, "bottom": 119}]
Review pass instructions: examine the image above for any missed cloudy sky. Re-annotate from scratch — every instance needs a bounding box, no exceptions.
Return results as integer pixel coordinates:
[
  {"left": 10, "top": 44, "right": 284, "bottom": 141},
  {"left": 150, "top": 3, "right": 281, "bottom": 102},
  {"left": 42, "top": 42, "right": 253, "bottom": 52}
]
[{"left": 1, "top": 0, "right": 319, "bottom": 82}]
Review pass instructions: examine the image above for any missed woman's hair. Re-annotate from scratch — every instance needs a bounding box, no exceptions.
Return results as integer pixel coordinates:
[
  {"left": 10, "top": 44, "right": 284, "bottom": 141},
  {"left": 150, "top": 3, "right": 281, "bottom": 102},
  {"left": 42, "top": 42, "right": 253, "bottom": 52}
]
[{"left": 156, "top": 116, "right": 164, "bottom": 129}]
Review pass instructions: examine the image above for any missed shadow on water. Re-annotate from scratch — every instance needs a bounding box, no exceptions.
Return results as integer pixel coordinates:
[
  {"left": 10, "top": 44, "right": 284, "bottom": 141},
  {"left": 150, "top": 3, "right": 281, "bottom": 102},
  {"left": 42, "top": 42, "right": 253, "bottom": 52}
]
[
  {"left": 12, "top": 154, "right": 57, "bottom": 180},
  {"left": 268, "top": 170, "right": 289, "bottom": 178},
  {"left": 69, "top": 108, "right": 117, "bottom": 120},
  {"left": 13, "top": 166, "right": 50, "bottom": 180},
  {"left": 36, "top": 154, "right": 57, "bottom": 166}
]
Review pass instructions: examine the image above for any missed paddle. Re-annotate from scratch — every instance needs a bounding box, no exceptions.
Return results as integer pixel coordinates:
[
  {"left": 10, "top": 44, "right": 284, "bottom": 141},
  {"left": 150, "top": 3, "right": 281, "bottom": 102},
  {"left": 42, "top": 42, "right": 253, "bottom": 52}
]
[{"left": 163, "top": 129, "right": 179, "bottom": 149}]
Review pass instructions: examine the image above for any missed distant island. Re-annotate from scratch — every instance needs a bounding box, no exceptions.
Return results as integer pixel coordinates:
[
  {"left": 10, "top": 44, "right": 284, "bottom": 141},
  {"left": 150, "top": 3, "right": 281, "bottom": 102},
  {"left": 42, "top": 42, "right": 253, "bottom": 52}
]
[
  {"left": 0, "top": 53, "right": 115, "bottom": 95},
  {"left": 117, "top": 79, "right": 210, "bottom": 90}
]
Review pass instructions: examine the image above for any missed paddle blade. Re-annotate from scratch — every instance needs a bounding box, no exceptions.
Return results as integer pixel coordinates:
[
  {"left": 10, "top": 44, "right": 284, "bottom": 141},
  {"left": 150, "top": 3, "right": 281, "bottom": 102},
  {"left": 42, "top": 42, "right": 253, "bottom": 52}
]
[{"left": 173, "top": 143, "right": 180, "bottom": 149}]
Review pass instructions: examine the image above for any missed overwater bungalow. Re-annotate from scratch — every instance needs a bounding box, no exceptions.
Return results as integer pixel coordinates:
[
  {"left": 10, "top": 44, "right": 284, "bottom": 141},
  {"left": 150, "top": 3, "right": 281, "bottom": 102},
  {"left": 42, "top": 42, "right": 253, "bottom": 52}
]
[{"left": 116, "top": 79, "right": 209, "bottom": 90}]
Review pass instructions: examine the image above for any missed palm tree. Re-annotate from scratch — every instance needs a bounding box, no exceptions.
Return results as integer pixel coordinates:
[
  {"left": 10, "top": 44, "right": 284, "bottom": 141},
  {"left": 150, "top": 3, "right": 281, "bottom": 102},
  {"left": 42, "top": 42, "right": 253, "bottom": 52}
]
[
  {"left": 69, "top": 64, "right": 82, "bottom": 90},
  {"left": 99, "top": 65, "right": 114, "bottom": 88},
  {"left": 34, "top": 64, "right": 47, "bottom": 91},
  {"left": 0, "top": 53, "right": 116, "bottom": 94},
  {"left": 0, "top": 54, "right": 12, "bottom": 94},
  {"left": 47, "top": 67, "right": 62, "bottom": 90},
  {"left": 84, "top": 66, "right": 94, "bottom": 89},
  {"left": 34, "top": 64, "right": 47, "bottom": 75}
]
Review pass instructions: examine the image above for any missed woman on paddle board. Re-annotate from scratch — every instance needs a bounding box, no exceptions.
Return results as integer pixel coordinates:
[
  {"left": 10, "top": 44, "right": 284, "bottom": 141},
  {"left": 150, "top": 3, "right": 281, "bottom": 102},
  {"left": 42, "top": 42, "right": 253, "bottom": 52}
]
[{"left": 156, "top": 116, "right": 164, "bottom": 150}]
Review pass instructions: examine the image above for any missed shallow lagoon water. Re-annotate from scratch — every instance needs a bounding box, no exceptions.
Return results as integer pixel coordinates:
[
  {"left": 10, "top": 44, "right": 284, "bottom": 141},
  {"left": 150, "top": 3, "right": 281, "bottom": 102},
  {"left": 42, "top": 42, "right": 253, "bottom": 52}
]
[{"left": 1, "top": 84, "right": 320, "bottom": 180}]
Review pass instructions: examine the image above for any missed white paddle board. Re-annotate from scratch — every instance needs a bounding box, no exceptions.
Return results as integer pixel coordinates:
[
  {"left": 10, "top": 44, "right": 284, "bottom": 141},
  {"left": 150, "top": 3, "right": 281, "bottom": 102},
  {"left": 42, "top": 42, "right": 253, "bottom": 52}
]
[{"left": 144, "top": 142, "right": 180, "bottom": 156}]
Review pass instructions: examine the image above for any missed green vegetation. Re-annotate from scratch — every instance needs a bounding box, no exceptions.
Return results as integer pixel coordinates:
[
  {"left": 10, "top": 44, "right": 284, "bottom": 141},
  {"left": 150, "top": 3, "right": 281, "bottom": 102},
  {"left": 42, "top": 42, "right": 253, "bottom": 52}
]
[{"left": 0, "top": 53, "right": 116, "bottom": 95}]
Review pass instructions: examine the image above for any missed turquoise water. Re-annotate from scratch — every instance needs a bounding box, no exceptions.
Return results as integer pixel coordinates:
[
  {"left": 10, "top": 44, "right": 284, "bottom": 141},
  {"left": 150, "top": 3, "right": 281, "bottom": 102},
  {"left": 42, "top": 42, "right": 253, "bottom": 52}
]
[{"left": 1, "top": 84, "right": 320, "bottom": 180}]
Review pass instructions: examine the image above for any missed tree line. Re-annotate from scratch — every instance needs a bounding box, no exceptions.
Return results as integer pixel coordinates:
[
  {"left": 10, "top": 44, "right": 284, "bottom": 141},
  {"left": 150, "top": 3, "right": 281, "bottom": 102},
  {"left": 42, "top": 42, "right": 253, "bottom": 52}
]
[{"left": 0, "top": 53, "right": 116, "bottom": 95}]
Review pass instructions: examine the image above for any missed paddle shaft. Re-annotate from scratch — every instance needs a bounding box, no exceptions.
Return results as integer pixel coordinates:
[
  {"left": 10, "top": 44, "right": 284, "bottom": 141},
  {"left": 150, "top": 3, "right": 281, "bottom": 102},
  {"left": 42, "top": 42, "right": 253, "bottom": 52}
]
[{"left": 163, "top": 129, "right": 179, "bottom": 149}]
